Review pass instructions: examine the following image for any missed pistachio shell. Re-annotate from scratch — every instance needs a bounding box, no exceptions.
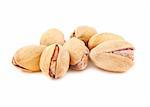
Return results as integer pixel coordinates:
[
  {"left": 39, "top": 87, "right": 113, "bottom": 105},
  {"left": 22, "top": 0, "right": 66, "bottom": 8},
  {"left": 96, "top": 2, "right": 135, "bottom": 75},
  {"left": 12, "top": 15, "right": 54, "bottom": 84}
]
[
  {"left": 88, "top": 33, "right": 124, "bottom": 49},
  {"left": 12, "top": 45, "right": 46, "bottom": 72},
  {"left": 90, "top": 40, "right": 134, "bottom": 72},
  {"left": 70, "top": 26, "right": 97, "bottom": 45},
  {"left": 40, "top": 28, "right": 65, "bottom": 46},
  {"left": 64, "top": 37, "right": 89, "bottom": 70},
  {"left": 40, "top": 43, "right": 70, "bottom": 79}
]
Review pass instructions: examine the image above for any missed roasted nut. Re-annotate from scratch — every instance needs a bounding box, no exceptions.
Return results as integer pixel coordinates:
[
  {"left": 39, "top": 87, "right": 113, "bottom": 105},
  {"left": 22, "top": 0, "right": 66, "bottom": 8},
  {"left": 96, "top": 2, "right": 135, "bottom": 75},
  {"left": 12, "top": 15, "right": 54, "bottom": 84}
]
[
  {"left": 70, "top": 26, "right": 97, "bottom": 45},
  {"left": 40, "top": 44, "right": 70, "bottom": 79},
  {"left": 88, "top": 33, "right": 124, "bottom": 49},
  {"left": 64, "top": 37, "right": 89, "bottom": 70},
  {"left": 40, "top": 28, "right": 65, "bottom": 46},
  {"left": 12, "top": 45, "right": 46, "bottom": 72},
  {"left": 90, "top": 40, "right": 134, "bottom": 72}
]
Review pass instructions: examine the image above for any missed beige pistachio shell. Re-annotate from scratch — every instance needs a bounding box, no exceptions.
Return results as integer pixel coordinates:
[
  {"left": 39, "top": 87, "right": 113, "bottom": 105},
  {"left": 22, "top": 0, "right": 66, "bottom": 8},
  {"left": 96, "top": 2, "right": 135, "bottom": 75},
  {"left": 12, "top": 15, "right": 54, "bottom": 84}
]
[
  {"left": 90, "top": 40, "right": 134, "bottom": 72},
  {"left": 64, "top": 37, "right": 89, "bottom": 70},
  {"left": 40, "top": 28, "right": 65, "bottom": 46},
  {"left": 12, "top": 45, "right": 46, "bottom": 72},
  {"left": 40, "top": 43, "right": 70, "bottom": 79},
  {"left": 70, "top": 26, "right": 97, "bottom": 45},
  {"left": 88, "top": 33, "right": 124, "bottom": 49}
]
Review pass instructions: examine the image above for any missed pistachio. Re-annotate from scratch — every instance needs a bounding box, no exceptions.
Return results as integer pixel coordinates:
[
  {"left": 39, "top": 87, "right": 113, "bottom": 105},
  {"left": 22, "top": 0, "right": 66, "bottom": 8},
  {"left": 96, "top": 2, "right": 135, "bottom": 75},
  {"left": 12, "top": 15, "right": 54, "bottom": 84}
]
[
  {"left": 88, "top": 33, "right": 124, "bottom": 50},
  {"left": 64, "top": 37, "right": 89, "bottom": 70},
  {"left": 70, "top": 26, "right": 97, "bottom": 45},
  {"left": 12, "top": 45, "right": 46, "bottom": 72},
  {"left": 40, "top": 28, "right": 65, "bottom": 46},
  {"left": 40, "top": 44, "right": 70, "bottom": 79},
  {"left": 90, "top": 40, "right": 134, "bottom": 72}
]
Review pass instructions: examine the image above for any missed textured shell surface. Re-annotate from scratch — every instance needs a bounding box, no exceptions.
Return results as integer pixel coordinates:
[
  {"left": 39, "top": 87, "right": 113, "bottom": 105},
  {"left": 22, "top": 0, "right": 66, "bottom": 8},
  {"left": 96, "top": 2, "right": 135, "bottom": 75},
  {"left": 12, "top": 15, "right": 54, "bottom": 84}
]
[
  {"left": 90, "top": 40, "right": 134, "bottom": 72},
  {"left": 12, "top": 45, "right": 46, "bottom": 72},
  {"left": 88, "top": 33, "right": 124, "bottom": 49},
  {"left": 71, "top": 26, "right": 97, "bottom": 44},
  {"left": 40, "top": 28, "right": 64, "bottom": 46},
  {"left": 64, "top": 37, "right": 89, "bottom": 70},
  {"left": 40, "top": 43, "right": 70, "bottom": 79}
]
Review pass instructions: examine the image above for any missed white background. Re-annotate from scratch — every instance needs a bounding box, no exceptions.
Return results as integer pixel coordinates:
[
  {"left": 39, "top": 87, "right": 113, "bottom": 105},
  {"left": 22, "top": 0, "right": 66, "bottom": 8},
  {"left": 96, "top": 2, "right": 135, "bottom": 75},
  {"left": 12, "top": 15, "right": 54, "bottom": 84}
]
[{"left": 0, "top": 0, "right": 150, "bottom": 107}]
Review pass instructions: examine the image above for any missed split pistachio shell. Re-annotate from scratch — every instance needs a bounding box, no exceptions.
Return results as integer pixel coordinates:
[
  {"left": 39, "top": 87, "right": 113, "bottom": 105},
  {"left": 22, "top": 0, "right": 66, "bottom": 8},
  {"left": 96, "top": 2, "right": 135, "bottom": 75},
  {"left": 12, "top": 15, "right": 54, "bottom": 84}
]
[
  {"left": 70, "top": 26, "right": 97, "bottom": 45},
  {"left": 64, "top": 37, "right": 89, "bottom": 70},
  {"left": 88, "top": 33, "right": 124, "bottom": 49},
  {"left": 12, "top": 45, "right": 46, "bottom": 72},
  {"left": 40, "top": 44, "right": 70, "bottom": 79},
  {"left": 90, "top": 40, "right": 134, "bottom": 72},
  {"left": 40, "top": 28, "right": 65, "bottom": 46}
]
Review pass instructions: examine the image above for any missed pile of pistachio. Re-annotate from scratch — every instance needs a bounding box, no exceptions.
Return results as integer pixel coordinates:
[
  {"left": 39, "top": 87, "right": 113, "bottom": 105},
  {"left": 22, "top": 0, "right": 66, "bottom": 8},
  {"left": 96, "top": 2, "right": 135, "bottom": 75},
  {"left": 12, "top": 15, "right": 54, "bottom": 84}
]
[{"left": 12, "top": 26, "right": 134, "bottom": 79}]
